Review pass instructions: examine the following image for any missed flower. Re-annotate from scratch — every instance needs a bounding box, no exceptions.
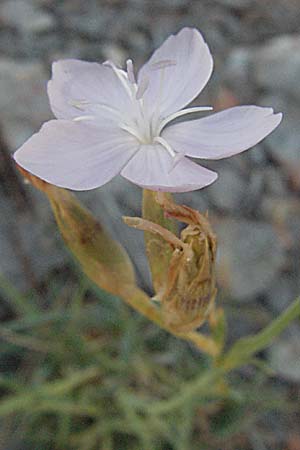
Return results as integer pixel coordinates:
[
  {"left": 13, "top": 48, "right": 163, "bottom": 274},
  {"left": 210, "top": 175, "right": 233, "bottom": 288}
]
[{"left": 14, "top": 28, "right": 282, "bottom": 193}]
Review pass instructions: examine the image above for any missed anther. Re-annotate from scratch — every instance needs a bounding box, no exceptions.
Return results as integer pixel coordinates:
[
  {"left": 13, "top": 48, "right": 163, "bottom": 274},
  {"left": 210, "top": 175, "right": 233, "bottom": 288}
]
[{"left": 104, "top": 60, "right": 132, "bottom": 97}]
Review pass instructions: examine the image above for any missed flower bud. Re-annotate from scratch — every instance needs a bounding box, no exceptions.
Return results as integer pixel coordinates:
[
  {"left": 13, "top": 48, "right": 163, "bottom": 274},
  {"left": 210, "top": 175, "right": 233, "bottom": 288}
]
[
  {"left": 125, "top": 193, "right": 217, "bottom": 332},
  {"left": 160, "top": 203, "right": 217, "bottom": 332},
  {"left": 17, "top": 167, "right": 136, "bottom": 297}
]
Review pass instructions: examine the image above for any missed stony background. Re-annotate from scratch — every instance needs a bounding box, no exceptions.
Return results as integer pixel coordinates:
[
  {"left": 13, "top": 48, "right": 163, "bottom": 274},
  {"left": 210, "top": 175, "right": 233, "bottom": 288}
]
[{"left": 0, "top": 0, "right": 300, "bottom": 387}]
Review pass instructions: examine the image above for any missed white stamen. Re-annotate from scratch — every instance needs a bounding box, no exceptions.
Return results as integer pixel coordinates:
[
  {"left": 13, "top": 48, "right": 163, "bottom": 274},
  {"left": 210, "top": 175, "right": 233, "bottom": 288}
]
[
  {"left": 104, "top": 60, "right": 132, "bottom": 97},
  {"left": 120, "top": 124, "right": 145, "bottom": 143},
  {"left": 154, "top": 136, "right": 176, "bottom": 157},
  {"left": 73, "top": 115, "right": 95, "bottom": 122},
  {"left": 150, "top": 59, "right": 177, "bottom": 70},
  {"left": 157, "top": 106, "right": 213, "bottom": 135},
  {"left": 103, "top": 60, "right": 123, "bottom": 72},
  {"left": 126, "top": 59, "right": 136, "bottom": 84},
  {"left": 136, "top": 77, "right": 149, "bottom": 100}
]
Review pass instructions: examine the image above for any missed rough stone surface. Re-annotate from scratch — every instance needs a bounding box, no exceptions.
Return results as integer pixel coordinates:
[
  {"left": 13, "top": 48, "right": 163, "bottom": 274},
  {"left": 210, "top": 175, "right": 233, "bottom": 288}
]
[
  {"left": 265, "top": 272, "right": 300, "bottom": 313},
  {"left": 0, "top": 188, "right": 65, "bottom": 290},
  {"left": 214, "top": 0, "right": 254, "bottom": 9},
  {"left": 0, "top": 1, "right": 299, "bottom": 444},
  {"left": 0, "top": 58, "right": 51, "bottom": 149},
  {"left": 222, "top": 47, "right": 255, "bottom": 102},
  {"left": 208, "top": 168, "right": 246, "bottom": 213},
  {"left": 0, "top": 0, "right": 298, "bottom": 335},
  {"left": 269, "top": 326, "right": 300, "bottom": 382},
  {"left": 215, "top": 219, "right": 286, "bottom": 301},
  {"left": 0, "top": 0, "right": 55, "bottom": 34},
  {"left": 263, "top": 167, "right": 288, "bottom": 196},
  {"left": 253, "top": 35, "right": 300, "bottom": 101},
  {"left": 261, "top": 96, "right": 300, "bottom": 167}
]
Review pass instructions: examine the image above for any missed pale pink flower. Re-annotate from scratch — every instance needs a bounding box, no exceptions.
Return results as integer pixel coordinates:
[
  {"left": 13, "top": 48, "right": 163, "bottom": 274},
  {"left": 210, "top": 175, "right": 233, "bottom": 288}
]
[{"left": 14, "top": 28, "right": 282, "bottom": 192}]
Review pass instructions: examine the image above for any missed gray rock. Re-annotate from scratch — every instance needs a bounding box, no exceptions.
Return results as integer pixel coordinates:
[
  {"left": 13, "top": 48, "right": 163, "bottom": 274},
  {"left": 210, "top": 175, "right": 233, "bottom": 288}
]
[
  {"left": 261, "top": 195, "right": 300, "bottom": 246},
  {"left": 214, "top": 0, "right": 254, "bottom": 8},
  {"left": 0, "top": 28, "right": 63, "bottom": 59},
  {"left": 246, "top": 144, "right": 269, "bottom": 166},
  {"left": 260, "top": 95, "right": 300, "bottom": 167},
  {"left": 255, "top": 0, "right": 300, "bottom": 37},
  {"left": 269, "top": 325, "right": 300, "bottom": 382},
  {"left": 0, "top": 188, "right": 65, "bottom": 290},
  {"left": 154, "top": 0, "right": 188, "bottom": 7},
  {"left": 59, "top": 0, "right": 112, "bottom": 39},
  {"left": 208, "top": 168, "right": 246, "bottom": 213},
  {"left": 0, "top": 0, "right": 55, "bottom": 34},
  {"left": 242, "top": 169, "right": 265, "bottom": 214},
  {"left": 215, "top": 219, "right": 286, "bottom": 301},
  {"left": 0, "top": 58, "right": 51, "bottom": 150},
  {"left": 265, "top": 272, "right": 300, "bottom": 313},
  {"left": 222, "top": 47, "right": 255, "bottom": 102},
  {"left": 48, "top": 39, "right": 104, "bottom": 63},
  {"left": 263, "top": 167, "right": 287, "bottom": 196},
  {"left": 0, "top": 0, "right": 297, "bottom": 312},
  {"left": 176, "top": 189, "right": 210, "bottom": 213},
  {"left": 253, "top": 35, "right": 300, "bottom": 100}
]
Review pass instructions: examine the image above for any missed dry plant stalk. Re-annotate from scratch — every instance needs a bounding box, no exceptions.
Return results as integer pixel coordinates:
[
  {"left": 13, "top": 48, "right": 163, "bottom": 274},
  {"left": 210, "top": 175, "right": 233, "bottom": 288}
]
[{"left": 18, "top": 168, "right": 220, "bottom": 355}]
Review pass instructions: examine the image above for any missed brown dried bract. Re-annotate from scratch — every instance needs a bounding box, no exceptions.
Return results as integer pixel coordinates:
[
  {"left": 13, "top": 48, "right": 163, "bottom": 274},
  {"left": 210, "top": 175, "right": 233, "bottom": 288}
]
[
  {"left": 156, "top": 194, "right": 217, "bottom": 332},
  {"left": 17, "top": 165, "right": 49, "bottom": 192},
  {"left": 125, "top": 193, "right": 217, "bottom": 332}
]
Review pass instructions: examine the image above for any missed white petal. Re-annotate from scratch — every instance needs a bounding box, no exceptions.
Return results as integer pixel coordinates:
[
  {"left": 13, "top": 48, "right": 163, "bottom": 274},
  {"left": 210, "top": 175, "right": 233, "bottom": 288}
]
[
  {"left": 121, "top": 144, "right": 217, "bottom": 192},
  {"left": 138, "top": 28, "right": 213, "bottom": 119},
  {"left": 47, "top": 59, "right": 132, "bottom": 121},
  {"left": 163, "top": 106, "right": 283, "bottom": 159},
  {"left": 14, "top": 120, "right": 139, "bottom": 190}
]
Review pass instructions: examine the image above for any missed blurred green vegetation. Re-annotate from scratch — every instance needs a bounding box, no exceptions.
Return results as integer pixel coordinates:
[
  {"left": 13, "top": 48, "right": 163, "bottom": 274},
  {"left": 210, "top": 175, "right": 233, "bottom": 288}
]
[{"left": 0, "top": 267, "right": 299, "bottom": 450}]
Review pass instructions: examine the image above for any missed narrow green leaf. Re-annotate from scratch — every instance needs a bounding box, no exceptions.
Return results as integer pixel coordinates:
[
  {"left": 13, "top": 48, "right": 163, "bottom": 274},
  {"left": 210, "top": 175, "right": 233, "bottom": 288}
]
[
  {"left": 0, "top": 275, "right": 36, "bottom": 316},
  {"left": 222, "top": 296, "right": 300, "bottom": 370},
  {"left": 210, "top": 307, "right": 227, "bottom": 352},
  {"left": 0, "top": 367, "right": 100, "bottom": 417}
]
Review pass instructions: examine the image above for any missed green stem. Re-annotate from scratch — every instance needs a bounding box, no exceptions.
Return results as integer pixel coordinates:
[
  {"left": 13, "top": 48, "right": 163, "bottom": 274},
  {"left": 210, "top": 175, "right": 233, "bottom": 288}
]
[
  {"left": 0, "top": 367, "right": 100, "bottom": 417},
  {"left": 142, "top": 297, "right": 300, "bottom": 415},
  {"left": 221, "top": 296, "right": 300, "bottom": 371},
  {"left": 147, "top": 367, "right": 225, "bottom": 415},
  {"left": 121, "top": 286, "right": 219, "bottom": 357}
]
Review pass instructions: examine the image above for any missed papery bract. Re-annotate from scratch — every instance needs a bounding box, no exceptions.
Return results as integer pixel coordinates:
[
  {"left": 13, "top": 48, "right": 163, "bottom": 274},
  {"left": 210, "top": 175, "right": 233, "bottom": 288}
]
[
  {"left": 14, "top": 28, "right": 282, "bottom": 193},
  {"left": 125, "top": 194, "right": 218, "bottom": 332}
]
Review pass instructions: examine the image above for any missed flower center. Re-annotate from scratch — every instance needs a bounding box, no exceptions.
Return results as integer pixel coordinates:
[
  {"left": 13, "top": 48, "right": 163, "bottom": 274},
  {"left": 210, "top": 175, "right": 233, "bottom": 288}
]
[
  {"left": 71, "top": 59, "right": 212, "bottom": 159},
  {"left": 121, "top": 59, "right": 212, "bottom": 153}
]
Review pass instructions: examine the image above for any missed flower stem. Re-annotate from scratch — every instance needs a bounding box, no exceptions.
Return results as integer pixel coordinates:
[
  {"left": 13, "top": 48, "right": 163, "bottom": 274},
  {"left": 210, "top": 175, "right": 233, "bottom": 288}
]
[
  {"left": 145, "top": 296, "right": 300, "bottom": 414},
  {"left": 120, "top": 285, "right": 220, "bottom": 357}
]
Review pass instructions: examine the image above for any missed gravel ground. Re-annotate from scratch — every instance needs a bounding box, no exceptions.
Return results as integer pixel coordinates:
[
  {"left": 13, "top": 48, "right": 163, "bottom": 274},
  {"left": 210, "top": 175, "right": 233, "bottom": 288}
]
[{"left": 0, "top": 0, "right": 299, "bottom": 446}]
